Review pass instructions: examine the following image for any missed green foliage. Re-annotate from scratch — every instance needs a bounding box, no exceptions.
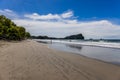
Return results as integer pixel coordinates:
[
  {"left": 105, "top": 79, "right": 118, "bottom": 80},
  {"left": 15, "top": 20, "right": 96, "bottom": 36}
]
[
  {"left": 0, "top": 15, "right": 31, "bottom": 40},
  {"left": 25, "top": 32, "right": 31, "bottom": 38}
]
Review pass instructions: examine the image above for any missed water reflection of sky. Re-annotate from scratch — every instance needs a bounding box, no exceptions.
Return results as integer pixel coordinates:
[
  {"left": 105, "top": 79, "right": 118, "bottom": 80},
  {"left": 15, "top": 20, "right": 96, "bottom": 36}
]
[{"left": 49, "top": 43, "right": 120, "bottom": 65}]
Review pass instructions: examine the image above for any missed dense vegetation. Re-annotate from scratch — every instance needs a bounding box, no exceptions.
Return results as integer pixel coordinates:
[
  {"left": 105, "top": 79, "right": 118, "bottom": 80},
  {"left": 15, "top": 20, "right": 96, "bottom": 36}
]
[
  {"left": 31, "top": 35, "right": 57, "bottom": 39},
  {"left": 0, "top": 15, "right": 30, "bottom": 40},
  {"left": 32, "top": 33, "right": 84, "bottom": 40}
]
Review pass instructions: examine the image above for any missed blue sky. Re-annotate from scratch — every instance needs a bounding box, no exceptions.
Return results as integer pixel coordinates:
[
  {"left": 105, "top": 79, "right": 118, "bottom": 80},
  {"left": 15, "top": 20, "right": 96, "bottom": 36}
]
[
  {"left": 0, "top": 0, "right": 120, "bottom": 19},
  {"left": 0, "top": 0, "right": 120, "bottom": 39}
]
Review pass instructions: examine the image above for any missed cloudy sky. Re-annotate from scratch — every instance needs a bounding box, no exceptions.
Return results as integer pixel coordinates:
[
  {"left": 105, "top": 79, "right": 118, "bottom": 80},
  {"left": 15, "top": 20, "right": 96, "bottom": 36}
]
[{"left": 0, "top": 0, "right": 120, "bottom": 39}]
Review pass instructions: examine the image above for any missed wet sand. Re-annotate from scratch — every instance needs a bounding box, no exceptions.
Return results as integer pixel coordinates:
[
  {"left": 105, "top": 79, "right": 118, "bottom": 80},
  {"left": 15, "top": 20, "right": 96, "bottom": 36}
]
[{"left": 0, "top": 40, "right": 120, "bottom": 80}]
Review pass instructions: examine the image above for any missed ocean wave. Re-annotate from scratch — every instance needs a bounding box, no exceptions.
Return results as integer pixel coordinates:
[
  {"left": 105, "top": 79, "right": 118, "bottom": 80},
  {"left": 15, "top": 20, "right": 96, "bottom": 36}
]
[{"left": 35, "top": 39, "right": 120, "bottom": 49}]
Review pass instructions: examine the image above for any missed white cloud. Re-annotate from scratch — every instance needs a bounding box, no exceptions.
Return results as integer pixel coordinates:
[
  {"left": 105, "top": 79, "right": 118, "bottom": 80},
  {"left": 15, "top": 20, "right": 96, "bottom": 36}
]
[
  {"left": 61, "top": 10, "right": 73, "bottom": 18},
  {"left": 24, "top": 13, "right": 61, "bottom": 20},
  {"left": 0, "top": 9, "right": 18, "bottom": 19},
  {"left": 24, "top": 10, "right": 74, "bottom": 20},
  {"left": 4, "top": 9, "right": 13, "bottom": 13},
  {"left": 1, "top": 9, "right": 120, "bottom": 39},
  {"left": 14, "top": 19, "right": 120, "bottom": 39}
]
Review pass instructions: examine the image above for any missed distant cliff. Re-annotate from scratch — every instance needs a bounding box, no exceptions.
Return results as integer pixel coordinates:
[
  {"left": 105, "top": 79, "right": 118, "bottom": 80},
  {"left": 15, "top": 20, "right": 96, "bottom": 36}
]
[{"left": 64, "top": 33, "right": 84, "bottom": 39}]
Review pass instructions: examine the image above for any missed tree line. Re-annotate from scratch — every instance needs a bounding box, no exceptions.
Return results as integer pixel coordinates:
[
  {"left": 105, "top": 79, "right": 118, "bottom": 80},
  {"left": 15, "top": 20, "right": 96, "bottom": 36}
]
[
  {"left": 0, "top": 15, "right": 30, "bottom": 40},
  {"left": 32, "top": 33, "right": 84, "bottom": 40}
]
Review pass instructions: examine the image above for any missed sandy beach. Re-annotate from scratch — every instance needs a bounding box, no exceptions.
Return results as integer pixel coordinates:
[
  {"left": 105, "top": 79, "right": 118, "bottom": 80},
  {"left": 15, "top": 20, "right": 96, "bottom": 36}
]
[{"left": 0, "top": 40, "right": 120, "bottom": 80}]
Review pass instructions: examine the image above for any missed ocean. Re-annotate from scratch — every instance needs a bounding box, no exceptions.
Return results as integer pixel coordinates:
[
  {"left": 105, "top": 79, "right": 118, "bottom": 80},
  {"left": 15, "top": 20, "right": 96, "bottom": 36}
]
[{"left": 35, "top": 39, "right": 120, "bottom": 65}]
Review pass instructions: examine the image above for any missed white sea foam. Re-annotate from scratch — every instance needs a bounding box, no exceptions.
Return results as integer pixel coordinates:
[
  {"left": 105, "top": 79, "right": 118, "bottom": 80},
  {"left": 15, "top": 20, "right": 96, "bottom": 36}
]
[{"left": 35, "top": 39, "right": 120, "bottom": 49}]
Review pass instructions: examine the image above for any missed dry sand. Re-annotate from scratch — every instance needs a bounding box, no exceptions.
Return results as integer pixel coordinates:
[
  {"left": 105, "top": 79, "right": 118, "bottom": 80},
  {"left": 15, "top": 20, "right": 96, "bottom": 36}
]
[{"left": 0, "top": 40, "right": 120, "bottom": 80}]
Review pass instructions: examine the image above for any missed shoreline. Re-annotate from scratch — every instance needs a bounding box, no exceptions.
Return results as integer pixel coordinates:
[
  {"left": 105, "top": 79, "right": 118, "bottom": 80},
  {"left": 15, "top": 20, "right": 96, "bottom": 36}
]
[
  {"left": 36, "top": 39, "right": 120, "bottom": 49},
  {"left": 48, "top": 44, "right": 120, "bottom": 67},
  {"left": 46, "top": 41, "right": 120, "bottom": 66},
  {"left": 0, "top": 40, "right": 120, "bottom": 80}
]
